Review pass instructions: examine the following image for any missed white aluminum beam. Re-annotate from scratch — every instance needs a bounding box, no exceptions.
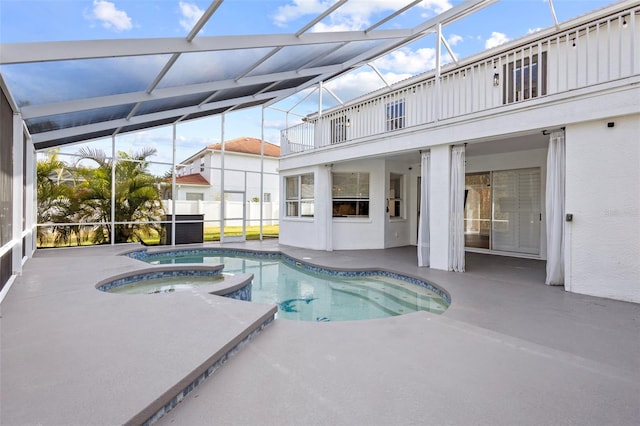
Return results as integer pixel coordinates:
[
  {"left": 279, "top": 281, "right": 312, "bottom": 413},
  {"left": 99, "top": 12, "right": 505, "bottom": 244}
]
[
  {"left": 295, "top": 0, "right": 349, "bottom": 36},
  {"left": 365, "top": 0, "right": 423, "bottom": 33},
  {"left": 0, "top": 30, "right": 412, "bottom": 64}
]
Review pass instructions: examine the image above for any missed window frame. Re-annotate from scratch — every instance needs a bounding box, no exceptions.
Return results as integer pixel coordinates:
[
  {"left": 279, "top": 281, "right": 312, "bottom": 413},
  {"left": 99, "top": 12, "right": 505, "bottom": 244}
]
[
  {"left": 285, "top": 173, "right": 314, "bottom": 218},
  {"left": 330, "top": 115, "right": 348, "bottom": 144},
  {"left": 388, "top": 173, "right": 404, "bottom": 219},
  {"left": 503, "top": 52, "right": 547, "bottom": 104},
  {"left": 385, "top": 98, "right": 405, "bottom": 131},
  {"left": 332, "top": 172, "right": 370, "bottom": 218}
]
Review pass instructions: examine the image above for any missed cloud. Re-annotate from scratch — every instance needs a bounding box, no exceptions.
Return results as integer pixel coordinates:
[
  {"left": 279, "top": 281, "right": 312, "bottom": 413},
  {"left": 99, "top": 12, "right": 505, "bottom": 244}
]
[
  {"left": 90, "top": 0, "right": 132, "bottom": 32},
  {"left": 527, "top": 27, "right": 543, "bottom": 34},
  {"left": 325, "top": 69, "right": 413, "bottom": 101},
  {"left": 485, "top": 32, "right": 509, "bottom": 49},
  {"left": 272, "top": 0, "right": 327, "bottom": 27},
  {"left": 272, "top": 0, "right": 452, "bottom": 31},
  {"left": 178, "top": 1, "right": 204, "bottom": 32},
  {"left": 447, "top": 34, "right": 463, "bottom": 46},
  {"left": 373, "top": 47, "right": 439, "bottom": 74}
]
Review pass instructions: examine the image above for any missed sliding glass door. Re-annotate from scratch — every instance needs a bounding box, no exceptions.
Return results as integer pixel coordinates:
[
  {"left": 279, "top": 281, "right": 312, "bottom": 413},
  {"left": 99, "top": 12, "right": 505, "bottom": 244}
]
[
  {"left": 464, "top": 168, "right": 541, "bottom": 255},
  {"left": 464, "top": 173, "right": 491, "bottom": 249}
]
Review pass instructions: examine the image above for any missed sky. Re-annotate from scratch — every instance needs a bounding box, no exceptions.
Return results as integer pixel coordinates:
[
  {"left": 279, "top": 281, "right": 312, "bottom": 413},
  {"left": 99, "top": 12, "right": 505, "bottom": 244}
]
[{"left": 0, "top": 0, "right": 617, "bottom": 169}]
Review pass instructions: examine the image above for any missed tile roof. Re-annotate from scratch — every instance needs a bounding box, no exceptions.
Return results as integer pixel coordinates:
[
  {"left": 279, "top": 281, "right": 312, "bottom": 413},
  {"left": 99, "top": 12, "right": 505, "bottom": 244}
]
[
  {"left": 207, "top": 137, "right": 280, "bottom": 157},
  {"left": 174, "top": 173, "right": 209, "bottom": 185}
]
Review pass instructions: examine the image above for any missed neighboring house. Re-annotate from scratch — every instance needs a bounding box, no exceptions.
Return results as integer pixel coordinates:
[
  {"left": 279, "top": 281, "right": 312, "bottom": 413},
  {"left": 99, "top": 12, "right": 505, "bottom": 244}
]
[
  {"left": 167, "top": 137, "right": 280, "bottom": 226},
  {"left": 278, "top": 2, "right": 639, "bottom": 303}
]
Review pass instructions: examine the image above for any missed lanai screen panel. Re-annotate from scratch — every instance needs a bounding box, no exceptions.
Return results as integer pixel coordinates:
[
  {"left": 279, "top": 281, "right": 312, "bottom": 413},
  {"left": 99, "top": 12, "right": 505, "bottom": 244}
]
[
  {"left": 25, "top": 104, "right": 138, "bottom": 134},
  {"left": 156, "top": 48, "right": 273, "bottom": 89},
  {"left": 0, "top": 55, "right": 171, "bottom": 106}
]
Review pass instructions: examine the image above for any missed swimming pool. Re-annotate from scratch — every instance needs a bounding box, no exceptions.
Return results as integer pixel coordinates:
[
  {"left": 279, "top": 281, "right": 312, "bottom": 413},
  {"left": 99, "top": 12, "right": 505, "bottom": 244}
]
[{"left": 125, "top": 249, "right": 450, "bottom": 321}]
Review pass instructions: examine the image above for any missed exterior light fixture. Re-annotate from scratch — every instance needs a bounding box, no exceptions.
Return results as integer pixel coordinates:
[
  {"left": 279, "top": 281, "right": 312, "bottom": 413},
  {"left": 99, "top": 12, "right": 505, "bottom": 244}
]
[
  {"left": 572, "top": 38, "right": 576, "bottom": 48},
  {"left": 493, "top": 73, "right": 500, "bottom": 86},
  {"left": 622, "top": 16, "right": 628, "bottom": 28}
]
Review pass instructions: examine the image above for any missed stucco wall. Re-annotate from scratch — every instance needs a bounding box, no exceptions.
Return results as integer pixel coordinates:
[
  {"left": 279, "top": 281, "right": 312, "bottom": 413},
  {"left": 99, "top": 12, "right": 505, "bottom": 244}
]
[
  {"left": 279, "top": 166, "right": 326, "bottom": 250},
  {"left": 565, "top": 115, "right": 640, "bottom": 303}
]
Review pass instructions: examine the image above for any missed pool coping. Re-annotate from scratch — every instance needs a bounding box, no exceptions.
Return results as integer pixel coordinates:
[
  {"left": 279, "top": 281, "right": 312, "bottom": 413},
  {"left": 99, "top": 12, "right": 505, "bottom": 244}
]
[{"left": 95, "top": 263, "right": 255, "bottom": 299}]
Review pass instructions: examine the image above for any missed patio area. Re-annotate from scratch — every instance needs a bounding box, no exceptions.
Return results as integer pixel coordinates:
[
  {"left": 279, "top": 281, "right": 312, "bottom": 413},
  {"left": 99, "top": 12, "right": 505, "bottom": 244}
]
[{"left": 1, "top": 241, "right": 639, "bottom": 425}]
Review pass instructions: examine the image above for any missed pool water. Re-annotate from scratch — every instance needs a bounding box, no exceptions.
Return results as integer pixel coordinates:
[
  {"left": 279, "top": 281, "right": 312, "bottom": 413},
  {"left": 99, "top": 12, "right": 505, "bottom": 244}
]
[
  {"left": 108, "top": 275, "right": 225, "bottom": 294},
  {"left": 144, "top": 252, "right": 449, "bottom": 322},
  {"left": 142, "top": 252, "right": 449, "bottom": 322}
]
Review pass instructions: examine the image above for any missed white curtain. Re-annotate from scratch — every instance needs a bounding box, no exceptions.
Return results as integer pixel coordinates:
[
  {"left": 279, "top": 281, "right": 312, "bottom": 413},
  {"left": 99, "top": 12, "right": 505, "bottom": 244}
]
[
  {"left": 449, "top": 145, "right": 465, "bottom": 272},
  {"left": 545, "top": 130, "right": 565, "bottom": 285},
  {"left": 418, "top": 152, "right": 430, "bottom": 267}
]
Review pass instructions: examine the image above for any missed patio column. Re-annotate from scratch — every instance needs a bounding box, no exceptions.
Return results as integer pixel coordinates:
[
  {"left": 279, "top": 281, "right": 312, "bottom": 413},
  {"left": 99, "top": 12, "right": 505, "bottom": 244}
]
[
  {"left": 428, "top": 145, "right": 451, "bottom": 270},
  {"left": 318, "top": 164, "right": 333, "bottom": 251}
]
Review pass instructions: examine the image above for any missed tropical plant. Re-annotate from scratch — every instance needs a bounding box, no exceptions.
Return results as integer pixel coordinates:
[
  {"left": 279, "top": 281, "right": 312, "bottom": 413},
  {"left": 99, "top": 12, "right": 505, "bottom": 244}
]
[
  {"left": 74, "top": 147, "right": 163, "bottom": 244},
  {"left": 36, "top": 151, "right": 82, "bottom": 246}
]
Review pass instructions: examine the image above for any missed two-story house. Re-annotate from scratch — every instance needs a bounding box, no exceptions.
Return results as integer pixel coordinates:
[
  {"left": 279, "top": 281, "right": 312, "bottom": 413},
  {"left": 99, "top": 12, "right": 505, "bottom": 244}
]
[
  {"left": 165, "top": 136, "right": 280, "bottom": 228},
  {"left": 278, "top": 1, "right": 639, "bottom": 303}
]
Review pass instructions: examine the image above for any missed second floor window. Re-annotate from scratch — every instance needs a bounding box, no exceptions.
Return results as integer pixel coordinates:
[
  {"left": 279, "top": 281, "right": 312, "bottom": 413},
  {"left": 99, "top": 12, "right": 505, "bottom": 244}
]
[
  {"left": 199, "top": 157, "right": 205, "bottom": 172},
  {"left": 386, "top": 99, "right": 405, "bottom": 131},
  {"left": 503, "top": 52, "right": 547, "bottom": 104},
  {"left": 332, "top": 172, "right": 370, "bottom": 217},
  {"left": 285, "top": 174, "right": 314, "bottom": 217},
  {"left": 331, "top": 116, "right": 347, "bottom": 144}
]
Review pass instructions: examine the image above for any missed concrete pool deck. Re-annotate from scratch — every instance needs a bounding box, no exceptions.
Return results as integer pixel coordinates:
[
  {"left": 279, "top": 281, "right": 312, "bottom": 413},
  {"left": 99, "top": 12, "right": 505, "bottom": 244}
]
[{"left": 1, "top": 241, "right": 639, "bottom": 425}]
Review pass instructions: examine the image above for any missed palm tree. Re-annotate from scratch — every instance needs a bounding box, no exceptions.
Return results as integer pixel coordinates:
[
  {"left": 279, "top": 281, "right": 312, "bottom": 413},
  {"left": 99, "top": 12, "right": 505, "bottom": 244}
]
[
  {"left": 75, "top": 147, "right": 163, "bottom": 244},
  {"left": 36, "top": 151, "right": 82, "bottom": 246}
]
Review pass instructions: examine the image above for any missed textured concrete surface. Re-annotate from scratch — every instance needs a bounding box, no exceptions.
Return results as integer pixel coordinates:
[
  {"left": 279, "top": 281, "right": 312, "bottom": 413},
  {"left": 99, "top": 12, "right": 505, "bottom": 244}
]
[
  {"left": 0, "top": 244, "right": 276, "bottom": 425},
  {"left": 2, "top": 242, "right": 639, "bottom": 425}
]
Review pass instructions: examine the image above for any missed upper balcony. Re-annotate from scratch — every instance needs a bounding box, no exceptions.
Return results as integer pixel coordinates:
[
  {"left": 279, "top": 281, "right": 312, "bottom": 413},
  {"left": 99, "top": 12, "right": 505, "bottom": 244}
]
[{"left": 281, "top": 3, "right": 639, "bottom": 156}]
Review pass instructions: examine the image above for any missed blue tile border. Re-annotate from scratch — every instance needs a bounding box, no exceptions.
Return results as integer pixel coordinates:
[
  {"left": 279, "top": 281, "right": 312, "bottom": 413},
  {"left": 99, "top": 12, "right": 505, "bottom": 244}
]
[
  {"left": 122, "top": 248, "right": 451, "bottom": 305},
  {"left": 96, "top": 269, "right": 223, "bottom": 293}
]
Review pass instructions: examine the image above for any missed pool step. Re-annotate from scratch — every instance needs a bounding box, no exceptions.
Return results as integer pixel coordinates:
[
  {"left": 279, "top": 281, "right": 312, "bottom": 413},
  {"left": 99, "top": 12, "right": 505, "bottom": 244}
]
[{"left": 329, "top": 279, "right": 447, "bottom": 316}]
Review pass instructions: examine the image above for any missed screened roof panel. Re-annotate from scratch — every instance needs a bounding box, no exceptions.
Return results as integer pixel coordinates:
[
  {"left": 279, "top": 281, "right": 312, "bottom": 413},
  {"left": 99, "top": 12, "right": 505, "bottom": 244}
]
[
  {"left": 313, "top": 40, "right": 387, "bottom": 68},
  {"left": 118, "top": 117, "right": 191, "bottom": 135},
  {"left": 0, "top": 55, "right": 171, "bottom": 106},
  {"left": 134, "top": 92, "right": 216, "bottom": 117},
  {"left": 156, "top": 48, "right": 273, "bottom": 89},
  {"left": 265, "top": 76, "right": 320, "bottom": 92},
  {"left": 205, "top": 83, "right": 274, "bottom": 103},
  {"left": 247, "top": 43, "right": 344, "bottom": 77},
  {"left": 26, "top": 104, "right": 137, "bottom": 134},
  {"left": 35, "top": 129, "right": 120, "bottom": 150}
]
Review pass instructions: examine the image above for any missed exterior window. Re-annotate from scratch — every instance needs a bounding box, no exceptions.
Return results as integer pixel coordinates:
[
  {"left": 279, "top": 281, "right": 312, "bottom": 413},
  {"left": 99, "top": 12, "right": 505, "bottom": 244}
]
[
  {"left": 385, "top": 99, "right": 405, "bottom": 131},
  {"left": 186, "top": 192, "right": 204, "bottom": 201},
  {"left": 332, "top": 172, "right": 370, "bottom": 217},
  {"left": 199, "top": 157, "right": 205, "bottom": 172},
  {"left": 389, "top": 173, "right": 403, "bottom": 218},
  {"left": 503, "top": 52, "right": 547, "bottom": 104},
  {"left": 263, "top": 193, "right": 271, "bottom": 202},
  {"left": 330, "top": 116, "right": 347, "bottom": 144},
  {"left": 285, "top": 174, "right": 314, "bottom": 217}
]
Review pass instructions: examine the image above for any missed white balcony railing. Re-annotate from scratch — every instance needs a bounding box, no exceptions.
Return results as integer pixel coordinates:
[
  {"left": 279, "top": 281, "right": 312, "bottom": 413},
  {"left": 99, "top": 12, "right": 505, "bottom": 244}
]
[{"left": 281, "top": 5, "right": 638, "bottom": 155}]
